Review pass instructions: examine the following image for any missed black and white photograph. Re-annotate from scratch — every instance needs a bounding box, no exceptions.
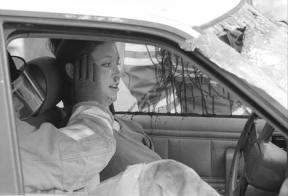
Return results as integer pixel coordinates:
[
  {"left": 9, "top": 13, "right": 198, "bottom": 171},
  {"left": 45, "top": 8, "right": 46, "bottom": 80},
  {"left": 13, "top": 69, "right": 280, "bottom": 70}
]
[{"left": 0, "top": 0, "right": 287, "bottom": 195}]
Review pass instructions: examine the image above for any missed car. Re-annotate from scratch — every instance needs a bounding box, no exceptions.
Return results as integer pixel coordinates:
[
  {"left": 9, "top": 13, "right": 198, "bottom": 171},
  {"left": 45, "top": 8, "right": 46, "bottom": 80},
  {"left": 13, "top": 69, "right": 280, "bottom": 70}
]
[{"left": 0, "top": 0, "right": 287, "bottom": 195}]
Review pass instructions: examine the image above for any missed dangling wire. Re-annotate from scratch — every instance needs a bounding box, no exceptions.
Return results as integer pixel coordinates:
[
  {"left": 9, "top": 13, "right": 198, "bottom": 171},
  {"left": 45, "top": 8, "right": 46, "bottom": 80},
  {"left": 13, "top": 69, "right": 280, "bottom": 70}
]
[{"left": 135, "top": 45, "right": 241, "bottom": 115}]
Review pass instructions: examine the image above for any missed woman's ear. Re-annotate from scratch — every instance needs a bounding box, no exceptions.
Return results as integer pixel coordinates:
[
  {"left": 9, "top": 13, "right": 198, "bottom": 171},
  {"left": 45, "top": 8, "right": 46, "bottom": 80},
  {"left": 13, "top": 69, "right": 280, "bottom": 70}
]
[{"left": 65, "top": 63, "right": 74, "bottom": 79}]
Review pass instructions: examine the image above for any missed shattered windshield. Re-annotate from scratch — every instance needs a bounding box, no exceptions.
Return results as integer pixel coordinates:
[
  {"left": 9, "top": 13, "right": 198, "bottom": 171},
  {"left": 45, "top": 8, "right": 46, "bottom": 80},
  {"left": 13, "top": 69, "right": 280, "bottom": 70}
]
[{"left": 196, "top": 3, "right": 287, "bottom": 110}]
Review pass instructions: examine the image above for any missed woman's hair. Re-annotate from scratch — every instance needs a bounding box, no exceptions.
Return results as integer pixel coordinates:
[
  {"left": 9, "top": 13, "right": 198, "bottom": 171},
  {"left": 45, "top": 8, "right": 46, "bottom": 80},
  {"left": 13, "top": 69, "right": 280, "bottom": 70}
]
[
  {"left": 48, "top": 39, "right": 105, "bottom": 106},
  {"left": 49, "top": 39, "right": 105, "bottom": 65}
]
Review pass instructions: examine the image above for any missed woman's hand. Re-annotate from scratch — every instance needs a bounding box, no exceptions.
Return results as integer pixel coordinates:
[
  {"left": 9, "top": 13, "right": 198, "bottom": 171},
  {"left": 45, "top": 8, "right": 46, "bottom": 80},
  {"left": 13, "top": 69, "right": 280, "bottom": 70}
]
[{"left": 73, "top": 55, "right": 99, "bottom": 103}]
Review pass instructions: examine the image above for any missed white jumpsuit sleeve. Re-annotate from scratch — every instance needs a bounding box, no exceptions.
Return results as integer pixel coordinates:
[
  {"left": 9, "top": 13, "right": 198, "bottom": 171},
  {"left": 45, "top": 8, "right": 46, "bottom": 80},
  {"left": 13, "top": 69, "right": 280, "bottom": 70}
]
[{"left": 19, "top": 102, "right": 116, "bottom": 193}]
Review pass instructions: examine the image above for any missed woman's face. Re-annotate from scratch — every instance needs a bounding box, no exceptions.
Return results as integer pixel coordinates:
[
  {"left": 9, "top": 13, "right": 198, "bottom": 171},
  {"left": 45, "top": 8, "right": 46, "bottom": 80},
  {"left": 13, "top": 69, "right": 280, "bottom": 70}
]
[{"left": 90, "top": 42, "right": 120, "bottom": 106}]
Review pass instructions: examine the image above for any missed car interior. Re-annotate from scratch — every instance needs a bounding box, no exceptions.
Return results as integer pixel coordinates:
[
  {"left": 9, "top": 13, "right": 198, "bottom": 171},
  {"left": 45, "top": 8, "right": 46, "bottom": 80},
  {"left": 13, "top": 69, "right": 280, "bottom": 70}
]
[{"left": 7, "top": 34, "right": 287, "bottom": 196}]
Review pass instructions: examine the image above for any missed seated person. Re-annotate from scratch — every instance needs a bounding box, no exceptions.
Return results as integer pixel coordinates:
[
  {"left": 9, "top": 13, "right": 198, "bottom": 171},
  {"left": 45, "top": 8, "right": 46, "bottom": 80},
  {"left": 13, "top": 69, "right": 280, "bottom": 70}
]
[
  {"left": 11, "top": 53, "right": 115, "bottom": 193},
  {"left": 49, "top": 39, "right": 161, "bottom": 181},
  {"left": 14, "top": 39, "right": 220, "bottom": 195}
]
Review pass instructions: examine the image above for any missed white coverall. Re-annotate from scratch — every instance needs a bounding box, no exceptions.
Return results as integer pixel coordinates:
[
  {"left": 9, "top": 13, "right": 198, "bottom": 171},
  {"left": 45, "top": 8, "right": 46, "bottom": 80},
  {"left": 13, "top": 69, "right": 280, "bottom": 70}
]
[
  {"left": 18, "top": 101, "right": 220, "bottom": 196},
  {"left": 18, "top": 101, "right": 116, "bottom": 193}
]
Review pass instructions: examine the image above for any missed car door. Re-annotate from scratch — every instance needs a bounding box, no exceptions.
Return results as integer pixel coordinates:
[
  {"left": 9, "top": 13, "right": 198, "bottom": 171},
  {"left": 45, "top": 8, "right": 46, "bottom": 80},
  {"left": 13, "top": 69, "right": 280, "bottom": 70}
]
[{"left": 112, "top": 42, "right": 256, "bottom": 194}]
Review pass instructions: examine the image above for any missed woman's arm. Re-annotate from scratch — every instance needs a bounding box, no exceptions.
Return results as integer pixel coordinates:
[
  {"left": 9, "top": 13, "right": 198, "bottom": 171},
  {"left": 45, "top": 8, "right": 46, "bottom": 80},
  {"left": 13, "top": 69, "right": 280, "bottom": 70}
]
[{"left": 19, "top": 102, "right": 116, "bottom": 193}]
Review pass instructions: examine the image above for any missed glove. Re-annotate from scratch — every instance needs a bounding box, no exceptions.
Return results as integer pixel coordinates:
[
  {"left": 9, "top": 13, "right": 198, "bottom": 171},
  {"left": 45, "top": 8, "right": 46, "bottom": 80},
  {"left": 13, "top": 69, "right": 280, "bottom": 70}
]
[{"left": 73, "top": 55, "right": 99, "bottom": 103}]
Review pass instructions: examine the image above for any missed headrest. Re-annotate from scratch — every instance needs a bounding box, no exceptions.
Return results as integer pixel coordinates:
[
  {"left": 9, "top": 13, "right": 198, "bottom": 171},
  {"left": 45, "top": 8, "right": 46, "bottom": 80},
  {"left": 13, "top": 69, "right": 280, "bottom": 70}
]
[{"left": 26, "top": 57, "right": 62, "bottom": 115}]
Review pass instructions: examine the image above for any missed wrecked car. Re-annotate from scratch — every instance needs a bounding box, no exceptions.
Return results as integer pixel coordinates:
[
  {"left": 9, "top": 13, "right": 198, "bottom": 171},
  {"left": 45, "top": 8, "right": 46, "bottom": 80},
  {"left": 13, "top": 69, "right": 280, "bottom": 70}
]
[{"left": 0, "top": 0, "right": 287, "bottom": 195}]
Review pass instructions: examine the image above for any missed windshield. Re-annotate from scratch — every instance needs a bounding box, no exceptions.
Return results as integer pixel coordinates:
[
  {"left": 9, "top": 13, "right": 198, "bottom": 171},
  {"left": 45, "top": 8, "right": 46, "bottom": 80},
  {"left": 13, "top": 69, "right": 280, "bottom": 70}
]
[{"left": 196, "top": 3, "right": 287, "bottom": 111}]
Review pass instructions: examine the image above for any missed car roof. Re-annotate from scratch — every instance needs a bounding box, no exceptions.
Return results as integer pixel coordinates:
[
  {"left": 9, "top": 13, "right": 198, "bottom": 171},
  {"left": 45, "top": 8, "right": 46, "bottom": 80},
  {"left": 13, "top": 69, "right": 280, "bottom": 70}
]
[{"left": 0, "top": 0, "right": 242, "bottom": 37}]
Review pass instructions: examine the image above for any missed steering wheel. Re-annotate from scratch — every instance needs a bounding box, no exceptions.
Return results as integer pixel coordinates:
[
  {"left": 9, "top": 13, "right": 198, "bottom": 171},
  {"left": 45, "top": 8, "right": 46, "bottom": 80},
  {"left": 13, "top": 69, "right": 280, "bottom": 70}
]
[{"left": 227, "top": 113, "right": 279, "bottom": 196}]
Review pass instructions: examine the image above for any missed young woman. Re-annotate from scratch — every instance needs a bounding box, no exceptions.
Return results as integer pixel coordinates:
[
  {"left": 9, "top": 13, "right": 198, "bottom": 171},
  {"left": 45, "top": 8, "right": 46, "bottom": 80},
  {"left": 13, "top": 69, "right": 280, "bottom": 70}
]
[
  {"left": 19, "top": 39, "right": 219, "bottom": 195},
  {"left": 19, "top": 40, "right": 119, "bottom": 193},
  {"left": 52, "top": 39, "right": 162, "bottom": 181}
]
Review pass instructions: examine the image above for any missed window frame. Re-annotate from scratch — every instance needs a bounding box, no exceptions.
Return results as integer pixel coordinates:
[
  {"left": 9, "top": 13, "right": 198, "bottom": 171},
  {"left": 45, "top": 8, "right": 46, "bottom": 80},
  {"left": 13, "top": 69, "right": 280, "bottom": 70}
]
[{"left": 5, "top": 20, "right": 288, "bottom": 131}]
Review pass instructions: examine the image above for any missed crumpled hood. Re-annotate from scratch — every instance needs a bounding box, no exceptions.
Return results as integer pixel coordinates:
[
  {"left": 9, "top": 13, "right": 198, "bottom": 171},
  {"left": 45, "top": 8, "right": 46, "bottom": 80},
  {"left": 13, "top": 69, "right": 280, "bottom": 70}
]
[{"left": 195, "top": 3, "right": 287, "bottom": 110}]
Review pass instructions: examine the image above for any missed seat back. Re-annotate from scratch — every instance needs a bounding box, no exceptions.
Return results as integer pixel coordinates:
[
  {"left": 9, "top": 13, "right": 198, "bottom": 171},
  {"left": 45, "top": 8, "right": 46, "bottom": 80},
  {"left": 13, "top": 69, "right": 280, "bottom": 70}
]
[{"left": 22, "top": 56, "right": 65, "bottom": 127}]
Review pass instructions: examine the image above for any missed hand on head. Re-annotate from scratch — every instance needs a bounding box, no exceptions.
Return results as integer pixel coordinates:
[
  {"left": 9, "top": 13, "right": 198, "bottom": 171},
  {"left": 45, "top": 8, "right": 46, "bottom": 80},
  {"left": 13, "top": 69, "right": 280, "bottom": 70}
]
[
  {"left": 50, "top": 39, "right": 120, "bottom": 108},
  {"left": 70, "top": 44, "right": 120, "bottom": 107},
  {"left": 72, "top": 54, "right": 100, "bottom": 104}
]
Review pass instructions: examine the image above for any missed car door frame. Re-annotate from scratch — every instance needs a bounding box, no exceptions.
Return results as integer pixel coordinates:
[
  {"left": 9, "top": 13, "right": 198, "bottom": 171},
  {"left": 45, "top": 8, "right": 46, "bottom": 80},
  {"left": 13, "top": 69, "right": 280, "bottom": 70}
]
[{"left": 0, "top": 20, "right": 24, "bottom": 194}]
